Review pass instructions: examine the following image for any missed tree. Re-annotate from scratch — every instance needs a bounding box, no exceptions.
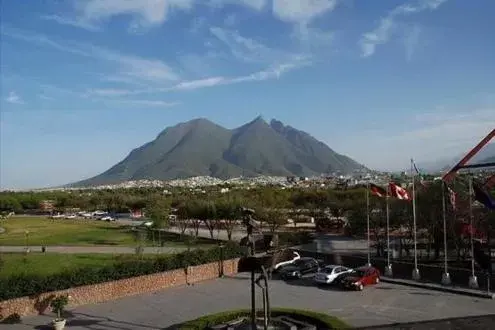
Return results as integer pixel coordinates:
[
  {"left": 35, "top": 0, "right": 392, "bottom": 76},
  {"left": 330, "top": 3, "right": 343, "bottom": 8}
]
[
  {"left": 147, "top": 197, "right": 170, "bottom": 229},
  {"left": 202, "top": 201, "right": 218, "bottom": 239},
  {"left": 258, "top": 208, "right": 287, "bottom": 233},
  {"left": 215, "top": 197, "right": 243, "bottom": 241}
]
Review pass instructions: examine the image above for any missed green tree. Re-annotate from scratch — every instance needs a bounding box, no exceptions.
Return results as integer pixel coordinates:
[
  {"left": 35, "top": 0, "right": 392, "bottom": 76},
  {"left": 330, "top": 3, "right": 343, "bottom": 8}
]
[{"left": 147, "top": 197, "right": 170, "bottom": 229}]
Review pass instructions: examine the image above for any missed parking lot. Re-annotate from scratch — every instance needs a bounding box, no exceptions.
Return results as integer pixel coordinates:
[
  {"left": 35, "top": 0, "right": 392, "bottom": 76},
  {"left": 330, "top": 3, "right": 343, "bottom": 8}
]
[{"left": 5, "top": 272, "right": 495, "bottom": 329}]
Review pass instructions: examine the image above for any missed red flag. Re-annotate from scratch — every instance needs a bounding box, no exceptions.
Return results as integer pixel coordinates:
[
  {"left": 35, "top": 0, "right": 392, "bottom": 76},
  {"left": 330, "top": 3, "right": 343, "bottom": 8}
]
[
  {"left": 370, "top": 183, "right": 387, "bottom": 197},
  {"left": 447, "top": 185, "right": 456, "bottom": 210},
  {"left": 389, "top": 182, "right": 411, "bottom": 201}
]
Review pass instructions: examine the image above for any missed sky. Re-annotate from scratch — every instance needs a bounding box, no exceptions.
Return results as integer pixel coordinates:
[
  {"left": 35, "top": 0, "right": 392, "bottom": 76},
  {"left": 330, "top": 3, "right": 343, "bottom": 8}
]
[{"left": 1, "top": 0, "right": 494, "bottom": 189}]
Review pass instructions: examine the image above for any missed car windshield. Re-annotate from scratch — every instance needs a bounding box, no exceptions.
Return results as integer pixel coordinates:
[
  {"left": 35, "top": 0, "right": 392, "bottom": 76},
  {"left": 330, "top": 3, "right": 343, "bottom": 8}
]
[
  {"left": 321, "top": 266, "right": 335, "bottom": 274},
  {"left": 351, "top": 269, "right": 366, "bottom": 277}
]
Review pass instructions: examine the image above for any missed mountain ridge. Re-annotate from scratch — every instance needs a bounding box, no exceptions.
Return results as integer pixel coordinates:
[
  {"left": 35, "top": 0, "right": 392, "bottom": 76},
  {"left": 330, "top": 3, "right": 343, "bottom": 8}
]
[{"left": 72, "top": 117, "right": 367, "bottom": 187}]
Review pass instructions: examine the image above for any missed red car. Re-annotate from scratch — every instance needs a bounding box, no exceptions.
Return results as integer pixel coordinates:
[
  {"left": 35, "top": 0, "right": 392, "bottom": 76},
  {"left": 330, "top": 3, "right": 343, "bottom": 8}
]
[{"left": 339, "top": 266, "right": 380, "bottom": 291}]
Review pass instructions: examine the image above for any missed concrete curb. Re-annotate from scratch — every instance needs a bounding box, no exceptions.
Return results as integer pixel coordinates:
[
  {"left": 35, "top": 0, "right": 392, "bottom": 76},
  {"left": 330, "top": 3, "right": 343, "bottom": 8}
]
[{"left": 381, "top": 277, "right": 495, "bottom": 299}]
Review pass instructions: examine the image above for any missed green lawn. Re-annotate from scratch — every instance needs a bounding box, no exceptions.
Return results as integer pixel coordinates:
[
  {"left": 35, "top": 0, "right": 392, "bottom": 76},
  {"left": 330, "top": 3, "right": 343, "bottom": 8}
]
[
  {"left": 0, "top": 253, "right": 158, "bottom": 278},
  {"left": 0, "top": 216, "right": 218, "bottom": 248}
]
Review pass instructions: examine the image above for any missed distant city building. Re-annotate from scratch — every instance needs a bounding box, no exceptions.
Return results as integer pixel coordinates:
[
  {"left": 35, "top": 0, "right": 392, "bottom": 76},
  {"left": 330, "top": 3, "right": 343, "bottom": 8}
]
[{"left": 39, "top": 200, "right": 55, "bottom": 211}]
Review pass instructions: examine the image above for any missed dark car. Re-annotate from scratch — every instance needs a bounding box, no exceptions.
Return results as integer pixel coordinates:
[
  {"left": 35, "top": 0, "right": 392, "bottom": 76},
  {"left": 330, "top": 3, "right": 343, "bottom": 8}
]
[
  {"left": 339, "top": 266, "right": 380, "bottom": 291},
  {"left": 279, "top": 257, "right": 320, "bottom": 280}
]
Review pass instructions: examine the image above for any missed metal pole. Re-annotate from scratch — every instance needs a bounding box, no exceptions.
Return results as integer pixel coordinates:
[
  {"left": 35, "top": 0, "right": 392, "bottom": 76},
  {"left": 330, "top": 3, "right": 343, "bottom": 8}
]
[
  {"left": 248, "top": 222, "right": 256, "bottom": 329},
  {"left": 385, "top": 183, "right": 392, "bottom": 276},
  {"left": 263, "top": 268, "right": 271, "bottom": 325},
  {"left": 441, "top": 181, "right": 451, "bottom": 285},
  {"left": 411, "top": 159, "right": 420, "bottom": 280},
  {"left": 488, "top": 221, "right": 492, "bottom": 293},
  {"left": 262, "top": 287, "right": 268, "bottom": 330},
  {"left": 366, "top": 182, "right": 371, "bottom": 266},
  {"left": 468, "top": 176, "right": 479, "bottom": 288}
]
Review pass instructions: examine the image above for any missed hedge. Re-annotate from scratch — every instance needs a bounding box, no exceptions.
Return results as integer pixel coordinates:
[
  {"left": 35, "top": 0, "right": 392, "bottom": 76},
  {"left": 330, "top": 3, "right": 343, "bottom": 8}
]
[
  {"left": 178, "top": 308, "right": 350, "bottom": 329},
  {"left": 0, "top": 242, "right": 243, "bottom": 301}
]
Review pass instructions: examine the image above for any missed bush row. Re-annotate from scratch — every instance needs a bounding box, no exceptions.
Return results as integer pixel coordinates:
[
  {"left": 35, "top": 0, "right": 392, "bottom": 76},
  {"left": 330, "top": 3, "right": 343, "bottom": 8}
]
[
  {"left": 0, "top": 243, "right": 243, "bottom": 301},
  {"left": 178, "top": 308, "right": 350, "bottom": 329}
]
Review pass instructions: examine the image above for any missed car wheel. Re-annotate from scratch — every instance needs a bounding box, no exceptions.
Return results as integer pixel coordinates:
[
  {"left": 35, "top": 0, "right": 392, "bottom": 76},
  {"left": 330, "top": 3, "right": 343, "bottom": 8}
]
[
  {"left": 358, "top": 284, "right": 364, "bottom": 291},
  {"left": 375, "top": 277, "right": 380, "bottom": 284}
]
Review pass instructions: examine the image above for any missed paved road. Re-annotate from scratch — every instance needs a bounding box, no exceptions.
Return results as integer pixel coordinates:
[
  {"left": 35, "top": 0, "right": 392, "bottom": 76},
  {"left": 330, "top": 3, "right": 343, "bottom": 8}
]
[
  {"left": 0, "top": 245, "right": 189, "bottom": 254},
  {"left": 357, "top": 314, "right": 495, "bottom": 330},
  {"left": 4, "top": 273, "right": 495, "bottom": 329}
]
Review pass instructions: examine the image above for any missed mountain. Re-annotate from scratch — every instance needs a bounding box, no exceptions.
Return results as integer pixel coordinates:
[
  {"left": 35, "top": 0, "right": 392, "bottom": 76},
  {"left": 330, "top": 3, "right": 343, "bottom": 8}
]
[{"left": 73, "top": 117, "right": 366, "bottom": 187}]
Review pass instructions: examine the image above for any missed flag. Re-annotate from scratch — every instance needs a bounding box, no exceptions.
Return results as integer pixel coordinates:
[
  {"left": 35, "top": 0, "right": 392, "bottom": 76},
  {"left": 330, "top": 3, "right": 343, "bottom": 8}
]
[
  {"left": 446, "top": 184, "right": 457, "bottom": 210},
  {"left": 389, "top": 182, "right": 411, "bottom": 201},
  {"left": 370, "top": 183, "right": 387, "bottom": 197},
  {"left": 472, "top": 182, "right": 495, "bottom": 210},
  {"left": 412, "top": 161, "right": 426, "bottom": 187}
]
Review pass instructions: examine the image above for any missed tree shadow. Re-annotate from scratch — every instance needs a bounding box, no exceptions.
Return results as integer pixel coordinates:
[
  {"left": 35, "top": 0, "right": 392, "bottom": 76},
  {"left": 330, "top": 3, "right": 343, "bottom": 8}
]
[{"left": 32, "top": 293, "right": 55, "bottom": 315}]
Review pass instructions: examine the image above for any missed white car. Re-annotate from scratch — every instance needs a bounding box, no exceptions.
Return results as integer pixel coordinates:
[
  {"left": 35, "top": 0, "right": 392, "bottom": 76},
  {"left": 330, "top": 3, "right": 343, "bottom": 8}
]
[
  {"left": 65, "top": 214, "right": 77, "bottom": 219},
  {"left": 101, "top": 216, "right": 115, "bottom": 221},
  {"left": 273, "top": 251, "right": 301, "bottom": 271},
  {"left": 314, "top": 265, "right": 353, "bottom": 285}
]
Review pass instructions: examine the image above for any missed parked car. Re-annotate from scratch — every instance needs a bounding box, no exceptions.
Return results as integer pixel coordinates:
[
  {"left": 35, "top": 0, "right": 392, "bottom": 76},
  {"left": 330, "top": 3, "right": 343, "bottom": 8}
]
[
  {"left": 272, "top": 251, "right": 301, "bottom": 272},
  {"left": 279, "top": 257, "right": 320, "bottom": 280},
  {"left": 65, "top": 214, "right": 77, "bottom": 219},
  {"left": 339, "top": 266, "right": 380, "bottom": 291},
  {"left": 313, "top": 265, "right": 353, "bottom": 285},
  {"left": 101, "top": 216, "right": 115, "bottom": 221}
]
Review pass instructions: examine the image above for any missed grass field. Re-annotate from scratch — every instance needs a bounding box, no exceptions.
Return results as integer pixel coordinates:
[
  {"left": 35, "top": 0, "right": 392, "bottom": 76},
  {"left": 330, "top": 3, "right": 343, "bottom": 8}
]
[
  {"left": 0, "top": 216, "right": 218, "bottom": 247},
  {"left": 0, "top": 253, "right": 159, "bottom": 278}
]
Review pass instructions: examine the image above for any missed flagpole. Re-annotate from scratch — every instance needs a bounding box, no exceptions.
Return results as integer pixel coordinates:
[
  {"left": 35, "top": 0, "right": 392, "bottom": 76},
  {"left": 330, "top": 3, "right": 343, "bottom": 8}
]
[
  {"left": 411, "top": 158, "right": 420, "bottom": 281},
  {"left": 468, "top": 175, "right": 479, "bottom": 289},
  {"left": 366, "top": 182, "right": 371, "bottom": 267},
  {"left": 441, "top": 181, "right": 451, "bottom": 285},
  {"left": 385, "top": 183, "right": 393, "bottom": 276}
]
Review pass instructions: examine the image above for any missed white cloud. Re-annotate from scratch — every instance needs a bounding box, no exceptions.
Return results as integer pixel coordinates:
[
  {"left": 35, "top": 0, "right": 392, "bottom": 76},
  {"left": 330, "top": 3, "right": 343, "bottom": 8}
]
[
  {"left": 86, "top": 88, "right": 133, "bottom": 97},
  {"left": 210, "top": 0, "right": 267, "bottom": 11},
  {"left": 76, "top": 0, "right": 195, "bottom": 30},
  {"left": 41, "top": 15, "right": 101, "bottom": 31},
  {"left": 292, "top": 24, "right": 334, "bottom": 51},
  {"left": 345, "top": 107, "right": 495, "bottom": 170},
  {"left": 39, "top": 94, "right": 54, "bottom": 100},
  {"left": 114, "top": 99, "right": 180, "bottom": 107},
  {"left": 2, "top": 27, "right": 178, "bottom": 83},
  {"left": 231, "top": 57, "right": 311, "bottom": 83},
  {"left": 272, "top": 0, "right": 338, "bottom": 24},
  {"left": 173, "top": 77, "right": 226, "bottom": 90},
  {"left": 209, "top": 26, "right": 301, "bottom": 65},
  {"left": 359, "top": 0, "right": 448, "bottom": 58},
  {"left": 403, "top": 25, "right": 422, "bottom": 62},
  {"left": 5, "top": 91, "right": 24, "bottom": 104}
]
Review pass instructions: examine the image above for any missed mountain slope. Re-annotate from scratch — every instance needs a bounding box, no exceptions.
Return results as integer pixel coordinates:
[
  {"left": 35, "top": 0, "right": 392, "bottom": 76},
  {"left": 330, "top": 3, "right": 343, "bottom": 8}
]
[{"left": 73, "top": 117, "right": 366, "bottom": 186}]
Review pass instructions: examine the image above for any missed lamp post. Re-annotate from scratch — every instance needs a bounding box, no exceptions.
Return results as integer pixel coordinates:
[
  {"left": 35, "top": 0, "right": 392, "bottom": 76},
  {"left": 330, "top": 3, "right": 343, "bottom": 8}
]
[
  {"left": 241, "top": 208, "right": 257, "bottom": 329},
  {"left": 25, "top": 230, "right": 30, "bottom": 254},
  {"left": 219, "top": 243, "right": 225, "bottom": 278}
]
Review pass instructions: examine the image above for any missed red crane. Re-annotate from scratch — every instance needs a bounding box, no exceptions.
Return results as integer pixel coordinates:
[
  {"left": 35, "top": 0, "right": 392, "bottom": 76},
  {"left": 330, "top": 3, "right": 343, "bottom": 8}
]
[{"left": 442, "top": 128, "right": 495, "bottom": 183}]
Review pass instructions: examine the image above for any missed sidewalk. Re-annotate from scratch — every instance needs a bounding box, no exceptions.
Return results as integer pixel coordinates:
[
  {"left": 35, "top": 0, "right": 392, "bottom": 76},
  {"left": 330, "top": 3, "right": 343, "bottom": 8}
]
[
  {"left": 381, "top": 276, "right": 495, "bottom": 299},
  {"left": 0, "top": 245, "right": 188, "bottom": 254}
]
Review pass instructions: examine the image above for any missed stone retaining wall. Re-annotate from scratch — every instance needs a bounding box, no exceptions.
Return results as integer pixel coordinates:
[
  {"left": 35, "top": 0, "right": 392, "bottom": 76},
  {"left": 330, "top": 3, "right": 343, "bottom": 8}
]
[{"left": 0, "top": 258, "right": 239, "bottom": 320}]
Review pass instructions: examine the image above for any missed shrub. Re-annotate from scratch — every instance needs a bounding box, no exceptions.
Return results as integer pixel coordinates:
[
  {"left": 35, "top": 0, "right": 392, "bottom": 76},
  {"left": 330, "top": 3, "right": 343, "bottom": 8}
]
[
  {"left": 0, "top": 243, "right": 243, "bottom": 300},
  {"left": 178, "top": 308, "right": 350, "bottom": 329},
  {"left": 50, "top": 294, "right": 69, "bottom": 320}
]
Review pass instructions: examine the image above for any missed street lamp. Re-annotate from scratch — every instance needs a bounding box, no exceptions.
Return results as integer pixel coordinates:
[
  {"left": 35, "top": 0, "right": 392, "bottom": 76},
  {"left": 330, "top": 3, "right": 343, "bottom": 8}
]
[{"left": 25, "top": 230, "right": 30, "bottom": 253}]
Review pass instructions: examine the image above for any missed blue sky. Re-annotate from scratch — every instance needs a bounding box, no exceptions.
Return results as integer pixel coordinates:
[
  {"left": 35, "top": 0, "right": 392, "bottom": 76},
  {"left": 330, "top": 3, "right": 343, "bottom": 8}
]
[{"left": 1, "top": 0, "right": 494, "bottom": 189}]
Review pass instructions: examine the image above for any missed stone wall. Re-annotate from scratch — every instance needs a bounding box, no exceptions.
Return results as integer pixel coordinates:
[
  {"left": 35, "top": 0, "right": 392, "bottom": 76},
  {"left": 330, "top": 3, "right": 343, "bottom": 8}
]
[{"left": 0, "top": 258, "right": 239, "bottom": 319}]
